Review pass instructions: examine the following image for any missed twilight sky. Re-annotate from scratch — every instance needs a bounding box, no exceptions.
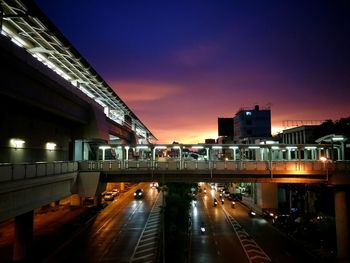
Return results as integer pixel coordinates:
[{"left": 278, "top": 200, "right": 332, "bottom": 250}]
[{"left": 35, "top": 0, "right": 350, "bottom": 143}]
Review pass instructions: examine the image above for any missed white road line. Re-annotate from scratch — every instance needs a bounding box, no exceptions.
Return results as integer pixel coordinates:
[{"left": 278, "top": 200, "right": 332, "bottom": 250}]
[
  {"left": 129, "top": 193, "right": 162, "bottom": 263},
  {"left": 222, "top": 207, "right": 272, "bottom": 263}
]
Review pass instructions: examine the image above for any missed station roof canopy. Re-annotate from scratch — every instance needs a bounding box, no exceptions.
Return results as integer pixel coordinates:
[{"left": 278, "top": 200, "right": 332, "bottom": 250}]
[
  {"left": 0, "top": 0, "right": 156, "bottom": 141},
  {"left": 315, "top": 134, "right": 348, "bottom": 143}
]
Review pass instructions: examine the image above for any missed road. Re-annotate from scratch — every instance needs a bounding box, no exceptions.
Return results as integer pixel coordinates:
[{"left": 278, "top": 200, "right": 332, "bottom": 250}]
[
  {"left": 42, "top": 183, "right": 161, "bottom": 263},
  {"left": 0, "top": 182, "right": 322, "bottom": 263},
  {"left": 190, "top": 192, "right": 249, "bottom": 263},
  {"left": 190, "top": 185, "right": 319, "bottom": 263}
]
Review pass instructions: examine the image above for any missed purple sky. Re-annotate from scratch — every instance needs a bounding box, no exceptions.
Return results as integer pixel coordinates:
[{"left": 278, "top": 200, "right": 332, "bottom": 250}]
[{"left": 35, "top": 0, "right": 350, "bottom": 143}]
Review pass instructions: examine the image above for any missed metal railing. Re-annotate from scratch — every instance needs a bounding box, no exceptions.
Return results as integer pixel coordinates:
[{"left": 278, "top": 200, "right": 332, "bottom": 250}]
[
  {"left": 0, "top": 161, "right": 78, "bottom": 183},
  {"left": 78, "top": 160, "right": 350, "bottom": 173}
]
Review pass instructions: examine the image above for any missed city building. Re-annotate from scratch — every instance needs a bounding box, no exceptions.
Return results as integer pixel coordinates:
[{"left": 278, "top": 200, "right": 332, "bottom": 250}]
[
  {"left": 233, "top": 105, "right": 271, "bottom": 143},
  {"left": 282, "top": 125, "right": 318, "bottom": 144}
]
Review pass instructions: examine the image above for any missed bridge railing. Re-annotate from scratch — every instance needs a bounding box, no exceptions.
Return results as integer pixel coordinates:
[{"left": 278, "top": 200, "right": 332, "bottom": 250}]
[
  {"left": 0, "top": 161, "right": 78, "bottom": 182},
  {"left": 78, "top": 160, "right": 337, "bottom": 173}
]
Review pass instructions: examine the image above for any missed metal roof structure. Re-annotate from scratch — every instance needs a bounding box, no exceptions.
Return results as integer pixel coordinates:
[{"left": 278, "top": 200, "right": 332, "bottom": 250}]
[{"left": 0, "top": 0, "right": 156, "bottom": 142}]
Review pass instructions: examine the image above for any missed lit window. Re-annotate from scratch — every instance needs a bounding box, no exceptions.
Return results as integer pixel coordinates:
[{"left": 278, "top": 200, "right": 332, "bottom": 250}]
[{"left": 246, "top": 112, "right": 252, "bottom": 116}]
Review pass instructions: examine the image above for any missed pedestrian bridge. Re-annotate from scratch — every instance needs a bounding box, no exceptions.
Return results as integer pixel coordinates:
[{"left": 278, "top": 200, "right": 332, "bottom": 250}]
[
  {"left": 87, "top": 142, "right": 349, "bottom": 184},
  {"left": 78, "top": 159, "right": 350, "bottom": 184}
]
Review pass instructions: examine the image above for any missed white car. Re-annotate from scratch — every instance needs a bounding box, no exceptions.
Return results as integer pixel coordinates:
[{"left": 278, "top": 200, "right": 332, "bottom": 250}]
[{"left": 111, "top": 189, "right": 119, "bottom": 196}]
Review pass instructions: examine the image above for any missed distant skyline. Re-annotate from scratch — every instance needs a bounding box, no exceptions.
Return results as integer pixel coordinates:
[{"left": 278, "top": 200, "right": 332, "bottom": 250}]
[{"left": 35, "top": 0, "right": 350, "bottom": 143}]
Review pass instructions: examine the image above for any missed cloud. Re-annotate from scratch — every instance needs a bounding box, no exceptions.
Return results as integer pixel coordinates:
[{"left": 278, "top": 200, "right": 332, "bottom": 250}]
[
  {"left": 171, "top": 43, "right": 222, "bottom": 67},
  {"left": 110, "top": 80, "right": 185, "bottom": 103}
]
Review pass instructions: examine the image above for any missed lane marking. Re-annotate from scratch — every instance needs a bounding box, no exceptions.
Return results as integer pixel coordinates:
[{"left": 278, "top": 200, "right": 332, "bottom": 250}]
[
  {"left": 129, "top": 193, "right": 162, "bottom": 263},
  {"left": 223, "top": 210, "right": 272, "bottom": 263}
]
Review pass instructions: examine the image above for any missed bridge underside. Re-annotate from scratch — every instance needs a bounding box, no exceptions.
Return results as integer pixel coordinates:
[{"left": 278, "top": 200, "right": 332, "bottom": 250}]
[{"left": 100, "top": 170, "right": 328, "bottom": 184}]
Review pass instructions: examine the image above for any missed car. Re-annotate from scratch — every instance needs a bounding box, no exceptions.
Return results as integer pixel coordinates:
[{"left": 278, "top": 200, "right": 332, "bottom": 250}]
[
  {"left": 150, "top": 182, "right": 159, "bottom": 188},
  {"left": 272, "top": 214, "right": 293, "bottom": 229},
  {"left": 134, "top": 189, "right": 144, "bottom": 199},
  {"left": 111, "top": 189, "right": 119, "bottom": 196},
  {"left": 103, "top": 193, "right": 114, "bottom": 201},
  {"left": 223, "top": 190, "right": 230, "bottom": 198},
  {"left": 183, "top": 152, "right": 205, "bottom": 160}
]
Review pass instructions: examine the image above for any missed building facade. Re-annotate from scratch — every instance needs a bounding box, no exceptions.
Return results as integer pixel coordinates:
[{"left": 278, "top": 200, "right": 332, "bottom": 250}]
[
  {"left": 282, "top": 125, "right": 317, "bottom": 144},
  {"left": 234, "top": 105, "right": 271, "bottom": 143}
]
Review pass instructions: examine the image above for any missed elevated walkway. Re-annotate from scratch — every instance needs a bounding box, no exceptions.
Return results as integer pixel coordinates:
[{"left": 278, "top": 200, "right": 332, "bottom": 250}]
[
  {"left": 79, "top": 160, "right": 350, "bottom": 184},
  {"left": 0, "top": 162, "right": 78, "bottom": 222}
]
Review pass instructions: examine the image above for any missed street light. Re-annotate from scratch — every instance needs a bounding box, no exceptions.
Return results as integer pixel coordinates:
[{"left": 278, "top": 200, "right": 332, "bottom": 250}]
[{"left": 320, "top": 157, "right": 329, "bottom": 180}]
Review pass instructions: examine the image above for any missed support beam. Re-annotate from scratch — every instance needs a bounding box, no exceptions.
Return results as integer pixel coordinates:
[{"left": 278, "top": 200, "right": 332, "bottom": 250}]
[
  {"left": 13, "top": 210, "right": 34, "bottom": 262},
  {"left": 334, "top": 189, "right": 349, "bottom": 261}
]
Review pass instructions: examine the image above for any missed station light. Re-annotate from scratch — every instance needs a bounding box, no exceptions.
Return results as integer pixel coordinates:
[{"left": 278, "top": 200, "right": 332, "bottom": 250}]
[
  {"left": 136, "top": 146, "right": 149, "bottom": 149},
  {"left": 229, "top": 146, "right": 239, "bottom": 149},
  {"left": 154, "top": 146, "right": 167, "bottom": 149},
  {"left": 332, "top": 136, "right": 345, "bottom": 141},
  {"left": 99, "top": 146, "right": 111, "bottom": 150},
  {"left": 46, "top": 142, "right": 56, "bottom": 150},
  {"left": 212, "top": 146, "right": 222, "bottom": 149},
  {"left": 248, "top": 146, "right": 260, "bottom": 149},
  {"left": 192, "top": 146, "right": 203, "bottom": 149},
  {"left": 10, "top": 139, "right": 25, "bottom": 149},
  {"left": 305, "top": 146, "right": 317, "bottom": 150}
]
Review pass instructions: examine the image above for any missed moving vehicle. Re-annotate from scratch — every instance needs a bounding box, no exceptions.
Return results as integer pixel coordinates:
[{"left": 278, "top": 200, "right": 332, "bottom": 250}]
[
  {"left": 134, "top": 189, "right": 144, "bottom": 199},
  {"left": 150, "top": 182, "right": 159, "bottom": 188},
  {"left": 231, "top": 201, "right": 235, "bottom": 208},
  {"left": 213, "top": 198, "right": 218, "bottom": 207},
  {"left": 200, "top": 223, "right": 206, "bottom": 234},
  {"left": 103, "top": 192, "right": 114, "bottom": 201},
  {"left": 248, "top": 210, "right": 256, "bottom": 217},
  {"left": 111, "top": 189, "right": 119, "bottom": 197}
]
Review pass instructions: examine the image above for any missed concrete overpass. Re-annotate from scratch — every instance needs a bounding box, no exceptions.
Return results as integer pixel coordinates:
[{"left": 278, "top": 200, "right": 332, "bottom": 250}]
[{"left": 1, "top": 158, "right": 349, "bottom": 261}]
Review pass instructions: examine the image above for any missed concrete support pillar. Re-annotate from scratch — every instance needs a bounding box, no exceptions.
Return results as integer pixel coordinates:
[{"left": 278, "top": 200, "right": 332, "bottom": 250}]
[
  {"left": 205, "top": 148, "right": 209, "bottom": 161},
  {"left": 341, "top": 142, "right": 345, "bottom": 161},
  {"left": 13, "top": 210, "right": 34, "bottom": 262},
  {"left": 125, "top": 147, "right": 129, "bottom": 161},
  {"left": 311, "top": 149, "right": 315, "bottom": 160},
  {"left": 279, "top": 150, "right": 283, "bottom": 160},
  {"left": 337, "top": 148, "right": 341, "bottom": 161},
  {"left": 334, "top": 190, "right": 349, "bottom": 261}
]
